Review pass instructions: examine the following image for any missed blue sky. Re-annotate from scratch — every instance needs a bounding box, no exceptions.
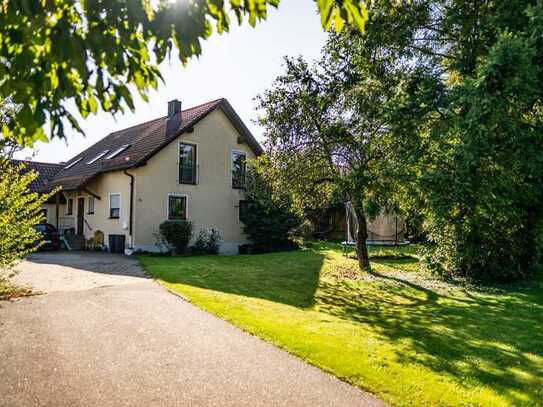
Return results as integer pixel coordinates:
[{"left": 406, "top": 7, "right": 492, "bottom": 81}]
[{"left": 16, "top": 0, "right": 327, "bottom": 163}]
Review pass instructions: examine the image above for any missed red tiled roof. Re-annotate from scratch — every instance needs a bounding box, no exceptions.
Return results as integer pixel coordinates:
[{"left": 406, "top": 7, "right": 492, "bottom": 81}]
[
  {"left": 46, "top": 98, "right": 261, "bottom": 190},
  {"left": 10, "top": 160, "right": 63, "bottom": 192}
]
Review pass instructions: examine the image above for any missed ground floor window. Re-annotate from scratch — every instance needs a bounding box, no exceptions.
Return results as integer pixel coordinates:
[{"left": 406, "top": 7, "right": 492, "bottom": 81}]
[
  {"left": 168, "top": 194, "right": 187, "bottom": 220},
  {"left": 239, "top": 199, "right": 249, "bottom": 221},
  {"left": 66, "top": 198, "right": 73, "bottom": 215},
  {"left": 109, "top": 193, "right": 120, "bottom": 219},
  {"left": 87, "top": 196, "right": 95, "bottom": 214}
]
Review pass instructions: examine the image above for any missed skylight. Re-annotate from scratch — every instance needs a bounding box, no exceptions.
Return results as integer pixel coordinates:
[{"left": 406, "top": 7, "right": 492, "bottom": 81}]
[
  {"left": 105, "top": 144, "right": 130, "bottom": 159},
  {"left": 86, "top": 150, "right": 110, "bottom": 165},
  {"left": 64, "top": 157, "right": 82, "bottom": 169}
]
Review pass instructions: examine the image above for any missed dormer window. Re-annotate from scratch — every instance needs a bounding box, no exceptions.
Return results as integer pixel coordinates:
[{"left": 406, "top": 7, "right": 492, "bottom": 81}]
[
  {"left": 64, "top": 157, "right": 82, "bottom": 169},
  {"left": 105, "top": 144, "right": 130, "bottom": 159},
  {"left": 86, "top": 150, "right": 110, "bottom": 164}
]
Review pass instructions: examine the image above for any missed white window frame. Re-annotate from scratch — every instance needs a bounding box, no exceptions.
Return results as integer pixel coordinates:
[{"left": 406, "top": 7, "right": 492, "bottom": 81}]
[
  {"left": 86, "top": 150, "right": 110, "bottom": 165},
  {"left": 87, "top": 196, "right": 95, "bottom": 215},
  {"left": 105, "top": 144, "right": 130, "bottom": 159},
  {"left": 66, "top": 198, "right": 74, "bottom": 215},
  {"left": 177, "top": 141, "right": 199, "bottom": 185},
  {"left": 166, "top": 193, "right": 188, "bottom": 220},
  {"left": 109, "top": 193, "right": 121, "bottom": 219},
  {"left": 64, "top": 157, "right": 82, "bottom": 169},
  {"left": 230, "top": 149, "right": 247, "bottom": 189}
]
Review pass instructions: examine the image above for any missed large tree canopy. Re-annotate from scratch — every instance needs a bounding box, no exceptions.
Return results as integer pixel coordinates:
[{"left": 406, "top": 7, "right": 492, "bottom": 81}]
[
  {"left": 0, "top": 0, "right": 368, "bottom": 146},
  {"left": 258, "top": 0, "right": 543, "bottom": 280}
]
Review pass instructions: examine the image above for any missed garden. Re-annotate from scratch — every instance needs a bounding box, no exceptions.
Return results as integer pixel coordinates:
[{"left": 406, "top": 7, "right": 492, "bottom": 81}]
[{"left": 140, "top": 242, "right": 543, "bottom": 406}]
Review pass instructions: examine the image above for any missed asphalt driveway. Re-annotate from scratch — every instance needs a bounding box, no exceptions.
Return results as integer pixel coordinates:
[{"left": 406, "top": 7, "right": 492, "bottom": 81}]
[{"left": 0, "top": 251, "right": 383, "bottom": 407}]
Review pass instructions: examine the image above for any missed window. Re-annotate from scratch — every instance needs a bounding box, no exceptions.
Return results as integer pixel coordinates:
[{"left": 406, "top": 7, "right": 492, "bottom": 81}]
[
  {"left": 64, "top": 157, "right": 82, "bottom": 169},
  {"left": 86, "top": 150, "right": 110, "bottom": 164},
  {"left": 105, "top": 144, "right": 130, "bottom": 159},
  {"left": 66, "top": 198, "right": 73, "bottom": 215},
  {"left": 179, "top": 143, "right": 197, "bottom": 184},
  {"left": 40, "top": 208, "right": 48, "bottom": 222},
  {"left": 239, "top": 199, "right": 249, "bottom": 222},
  {"left": 231, "top": 151, "right": 246, "bottom": 189},
  {"left": 87, "top": 196, "right": 95, "bottom": 214},
  {"left": 168, "top": 195, "right": 187, "bottom": 220},
  {"left": 109, "top": 194, "right": 120, "bottom": 219}
]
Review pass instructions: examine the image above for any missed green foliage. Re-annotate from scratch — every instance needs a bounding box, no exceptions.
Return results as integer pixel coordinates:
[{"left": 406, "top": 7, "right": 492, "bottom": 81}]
[
  {"left": 192, "top": 228, "right": 223, "bottom": 255},
  {"left": 158, "top": 220, "right": 193, "bottom": 254},
  {"left": 322, "top": 0, "right": 543, "bottom": 281},
  {"left": 388, "top": 2, "right": 543, "bottom": 281},
  {"left": 0, "top": 158, "right": 51, "bottom": 275},
  {"left": 241, "top": 164, "right": 301, "bottom": 245},
  {"left": 0, "top": 0, "right": 367, "bottom": 146},
  {"left": 255, "top": 32, "right": 406, "bottom": 269}
]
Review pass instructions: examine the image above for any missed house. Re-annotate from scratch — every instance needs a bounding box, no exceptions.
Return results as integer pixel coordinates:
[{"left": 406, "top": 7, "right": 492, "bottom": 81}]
[{"left": 17, "top": 98, "right": 262, "bottom": 254}]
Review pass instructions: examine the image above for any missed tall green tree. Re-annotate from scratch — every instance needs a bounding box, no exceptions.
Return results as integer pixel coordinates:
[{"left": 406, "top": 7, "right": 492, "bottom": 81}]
[
  {"left": 0, "top": 0, "right": 368, "bottom": 146},
  {"left": 356, "top": 0, "right": 543, "bottom": 280}
]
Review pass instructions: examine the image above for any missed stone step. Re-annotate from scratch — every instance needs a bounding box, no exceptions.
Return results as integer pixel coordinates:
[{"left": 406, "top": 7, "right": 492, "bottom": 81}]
[{"left": 63, "top": 235, "right": 86, "bottom": 251}]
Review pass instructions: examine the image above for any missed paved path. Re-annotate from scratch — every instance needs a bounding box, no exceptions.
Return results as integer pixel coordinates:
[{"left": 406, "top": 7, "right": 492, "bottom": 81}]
[{"left": 0, "top": 252, "right": 383, "bottom": 407}]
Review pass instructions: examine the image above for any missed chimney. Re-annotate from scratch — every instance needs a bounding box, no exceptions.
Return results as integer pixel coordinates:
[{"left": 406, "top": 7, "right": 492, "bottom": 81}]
[{"left": 166, "top": 99, "right": 182, "bottom": 137}]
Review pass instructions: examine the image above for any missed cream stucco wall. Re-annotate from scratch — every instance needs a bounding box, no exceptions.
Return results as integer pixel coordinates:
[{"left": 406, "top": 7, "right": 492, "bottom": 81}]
[
  {"left": 132, "top": 108, "right": 256, "bottom": 253},
  {"left": 61, "top": 171, "right": 132, "bottom": 248},
  {"left": 56, "top": 108, "right": 256, "bottom": 253},
  {"left": 41, "top": 203, "right": 60, "bottom": 226}
]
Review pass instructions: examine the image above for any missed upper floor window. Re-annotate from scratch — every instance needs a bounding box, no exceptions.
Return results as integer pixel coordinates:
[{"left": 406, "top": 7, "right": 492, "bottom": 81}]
[
  {"left": 179, "top": 143, "right": 197, "bottom": 184},
  {"left": 66, "top": 198, "right": 73, "bottom": 215},
  {"left": 231, "top": 151, "right": 246, "bottom": 189},
  {"left": 109, "top": 193, "right": 120, "bottom": 219},
  {"left": 168, "top": 194, "right": 187, "bottom": 220},
  {"left": 87, "top": 196, "right": 95, "bottom": 215}
]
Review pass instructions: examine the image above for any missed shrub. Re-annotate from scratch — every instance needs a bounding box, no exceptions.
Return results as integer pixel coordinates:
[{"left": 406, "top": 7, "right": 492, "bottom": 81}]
[
  {"left": 241, "top": 168, "right": 302, "bottom": 247},
  {"left": 158, "top": 220, "right": 193, "bottom": 254},
  {"left": 0, "top": 158, "right": 52, "bottom": 279},
  {"left": 191, "top": 228, "right": 223, "bottom": 255}
]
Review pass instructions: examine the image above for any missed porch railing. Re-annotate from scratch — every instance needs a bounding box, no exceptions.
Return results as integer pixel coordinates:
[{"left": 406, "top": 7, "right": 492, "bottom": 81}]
[{"left": 58, "top": 216, "right": 75, "bottom": 235}]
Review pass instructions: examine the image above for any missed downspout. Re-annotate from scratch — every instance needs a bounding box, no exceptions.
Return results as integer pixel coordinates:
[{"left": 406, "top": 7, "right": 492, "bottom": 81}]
[{"left": 123, "top": 170, "right": 134, "bottom": 248}]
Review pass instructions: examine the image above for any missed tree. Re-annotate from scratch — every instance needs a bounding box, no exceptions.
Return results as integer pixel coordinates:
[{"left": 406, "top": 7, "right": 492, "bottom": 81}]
[
  {"left": 256, "top": 39, "right": 402, "bottom": 270},
  {"left": 354, "top": 0, "right": 543, "bottom": 280},
  {"left": 0, "top": 0, "right": 368, "bottom": 146}
]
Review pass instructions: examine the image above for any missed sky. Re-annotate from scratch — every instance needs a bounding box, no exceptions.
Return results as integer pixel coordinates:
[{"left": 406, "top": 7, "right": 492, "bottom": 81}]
[{"left": 15, "top": 0, "right": 327, "bottom": 163}]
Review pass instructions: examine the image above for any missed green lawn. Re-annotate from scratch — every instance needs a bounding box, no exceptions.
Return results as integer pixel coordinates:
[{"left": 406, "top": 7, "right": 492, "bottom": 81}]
[{"left": 139, "top": 242, "right": 543, "bottom": 406}]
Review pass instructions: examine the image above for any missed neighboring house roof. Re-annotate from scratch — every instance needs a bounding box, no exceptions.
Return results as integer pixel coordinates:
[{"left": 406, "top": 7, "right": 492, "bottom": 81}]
[
  {"left": 48, "top": 98, "right": 262, "bottom": 191},
  {"left": 10, "top": 159, "right": 63, "bottom": 193}
]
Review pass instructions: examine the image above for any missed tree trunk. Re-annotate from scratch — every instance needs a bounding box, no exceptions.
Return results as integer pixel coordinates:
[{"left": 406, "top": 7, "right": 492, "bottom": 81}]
[{"left": 354, "top": 206, "right": 371, "bottom": 271}]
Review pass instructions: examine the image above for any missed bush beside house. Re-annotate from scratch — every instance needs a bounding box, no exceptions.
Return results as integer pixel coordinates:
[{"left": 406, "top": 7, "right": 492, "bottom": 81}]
[{"left": 239, "top": 167, "right": 302, "bottom": 254}]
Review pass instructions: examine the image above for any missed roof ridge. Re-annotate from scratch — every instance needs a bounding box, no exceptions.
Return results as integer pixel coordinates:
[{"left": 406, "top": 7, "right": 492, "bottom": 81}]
[{"left": 107, "top": 98, "right": 224, "bottom": 137}]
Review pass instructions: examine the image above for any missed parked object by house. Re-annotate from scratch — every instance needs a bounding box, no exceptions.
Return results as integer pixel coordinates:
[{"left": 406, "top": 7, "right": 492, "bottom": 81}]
[{"left": 15, "top": 98, "right": 262, "bottom": 254}]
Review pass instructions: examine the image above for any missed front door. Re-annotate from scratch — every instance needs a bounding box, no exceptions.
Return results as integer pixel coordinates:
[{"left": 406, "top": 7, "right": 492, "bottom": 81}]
[{"left": 77, "top": 197, "right": 85, "bottom": 235}]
